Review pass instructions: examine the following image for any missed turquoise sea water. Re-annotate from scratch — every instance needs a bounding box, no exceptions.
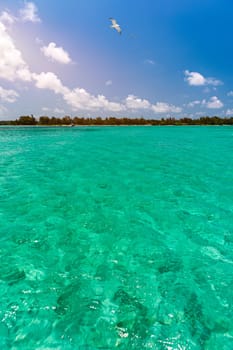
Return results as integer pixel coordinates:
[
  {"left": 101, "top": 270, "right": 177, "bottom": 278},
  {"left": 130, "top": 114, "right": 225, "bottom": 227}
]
[{"left": 0, "top": 126, "right": 233, "bottom": 349}]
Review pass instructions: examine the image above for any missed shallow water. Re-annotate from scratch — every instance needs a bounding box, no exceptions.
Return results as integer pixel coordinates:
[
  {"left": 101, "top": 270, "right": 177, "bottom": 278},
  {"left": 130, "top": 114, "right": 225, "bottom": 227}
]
[{"left": 0, "top": 126, "right": 233, "bottom": 349}]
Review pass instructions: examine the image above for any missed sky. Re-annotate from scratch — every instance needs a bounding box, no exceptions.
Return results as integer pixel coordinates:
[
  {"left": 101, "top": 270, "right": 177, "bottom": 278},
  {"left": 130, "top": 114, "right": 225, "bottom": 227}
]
[{"left": 0, "top": 0, "right": 233, "bottom": 120}]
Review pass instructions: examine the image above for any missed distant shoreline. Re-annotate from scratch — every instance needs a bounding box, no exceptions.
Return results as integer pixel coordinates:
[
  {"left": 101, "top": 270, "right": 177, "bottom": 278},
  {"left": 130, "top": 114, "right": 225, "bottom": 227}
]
[
  {"left": 0, "top": 124, "right": 232, "bottom": 128},
  {"left": 1, "top": 115, "right": 233, "bottom": 126}
]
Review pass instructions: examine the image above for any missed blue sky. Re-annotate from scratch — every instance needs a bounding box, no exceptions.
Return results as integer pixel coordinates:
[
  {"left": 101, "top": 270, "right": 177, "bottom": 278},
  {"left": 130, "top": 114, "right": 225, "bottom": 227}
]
[{"left": 0, "top": 0, "right": 233, "bottom": 119}]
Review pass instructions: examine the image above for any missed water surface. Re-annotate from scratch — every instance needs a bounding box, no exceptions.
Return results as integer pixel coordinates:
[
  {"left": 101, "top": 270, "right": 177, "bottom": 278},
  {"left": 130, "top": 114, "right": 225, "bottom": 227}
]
[{"left": 0, "top": 126, "right": 233, "bottom": 349}]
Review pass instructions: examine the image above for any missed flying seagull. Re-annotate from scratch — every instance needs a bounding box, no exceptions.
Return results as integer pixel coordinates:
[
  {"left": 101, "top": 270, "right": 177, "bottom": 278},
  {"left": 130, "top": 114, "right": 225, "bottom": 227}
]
[{"left": 109, "top": 18, "right": 122, "bottom": 35}]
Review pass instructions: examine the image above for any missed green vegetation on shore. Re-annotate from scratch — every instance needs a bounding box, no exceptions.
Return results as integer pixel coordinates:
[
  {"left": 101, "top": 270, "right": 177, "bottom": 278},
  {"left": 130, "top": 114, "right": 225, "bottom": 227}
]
[{"left": 1, "top": 115, "right": 233, "bottom": 126}]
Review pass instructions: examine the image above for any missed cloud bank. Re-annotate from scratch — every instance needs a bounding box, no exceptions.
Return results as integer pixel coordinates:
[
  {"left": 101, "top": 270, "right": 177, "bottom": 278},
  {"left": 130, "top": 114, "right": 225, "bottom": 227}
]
[
  {"left": 0, "top": 17, "right": 182, "bottom": 115},
  {"left": 188, "top": 96, "right": 223, "bottom": 109}
]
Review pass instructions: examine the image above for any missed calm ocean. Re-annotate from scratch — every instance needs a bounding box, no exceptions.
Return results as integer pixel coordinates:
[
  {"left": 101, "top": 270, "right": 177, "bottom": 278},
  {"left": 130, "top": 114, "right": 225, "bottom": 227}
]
[{"left": 0, "top": 126, "right": 233, "bottom": 349}]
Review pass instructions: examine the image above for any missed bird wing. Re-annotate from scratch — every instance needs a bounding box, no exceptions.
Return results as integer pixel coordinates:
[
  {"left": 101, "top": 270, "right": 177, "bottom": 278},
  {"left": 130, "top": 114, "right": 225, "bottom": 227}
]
[
  {"left": 109, "top": 17, "right": 117, "bottom": 26},
  {"left": 115, "top": 25, "right": 122, "bottom": 34}
]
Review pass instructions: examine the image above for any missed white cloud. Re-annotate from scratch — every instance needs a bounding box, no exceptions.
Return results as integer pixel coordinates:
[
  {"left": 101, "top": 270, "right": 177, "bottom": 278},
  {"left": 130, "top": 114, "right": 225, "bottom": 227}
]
[
  {"left": 188, "top": 100, "right": 201, "bottom": 108},
  {"left": 0, "top": 11, "right": 15, "bottom": 25},
  {"left": 32, "top": 72, "right": 69, "bottom": 95},
  {"left": 64, "top": 88, "right": 125, "bottom": 112},
  {"left": 226, "top": 109, "right": 233, "bottom": 116},
  {"left": 42, "top": 107, "right": 50, "bottom": 112},
  {"left": 203, "top": 96, "right": 223, "bottom": 109},
  {"left": 41, "top": 42, "right": 71, "bottom": 64},
  {"left": 188, "top": 97, "right": 223, "bottom": 109},
  {"left": 0, "top": 3, "right": 40, "bottom": 25},
  {"left": 185, "top": 70, "right": 206, "bottom": 86},
  {"left": 125, "top": 95, "right": 151, "bottom": 109},
  {"left": 32, "top": 71, "right": 125, "bottom": 113},
  {"left": 151, "top": 102, "right": 182, "bottom": 113},
  {"left": 184, "top": 70, "right": 222, "bottom": 86},
  {"left": 0, "top": 86, "right": 19, "bottom": 102},
  {"left": 19, "top": 2, "right": 40, "bottom": 23},
  {"left": 105, "top": 80, "right": 112, "bottom": 86},
  {"left": 227, "top": 91, "right": 233, "bottom": 97},
  {"left": 125, "top": 96, "right": 182, "bottom": 113},
  {"left": 17, "top": 68, "right": 32, "bottom": 81},
  {"left": 38, "top": 83, "right": 181, "bottom": 114},
  {"left": 0, "top": 22, "right": 32, "bottom": 81}
]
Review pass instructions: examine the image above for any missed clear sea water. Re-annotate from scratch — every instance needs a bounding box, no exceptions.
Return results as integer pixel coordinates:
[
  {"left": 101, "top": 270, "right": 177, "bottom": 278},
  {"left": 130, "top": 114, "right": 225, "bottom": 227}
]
[{"left": 0, "top": 126, "right": 233, "bottom": 349}]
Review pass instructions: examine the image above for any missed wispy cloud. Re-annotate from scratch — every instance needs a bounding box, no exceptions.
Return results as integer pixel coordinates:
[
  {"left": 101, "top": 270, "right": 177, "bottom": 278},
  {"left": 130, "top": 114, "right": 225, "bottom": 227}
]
[
  {"left": 42, "top": 107, "right": 50, "bottom": 112},
  {"left": 42, "top": 107, "right": 65, "bottom": 114},
  {"left": 35, "top": 37, "right": 43, "bottom": 45},
  {"left": 0, "top": 2, "right": 40, "bottom": 26},
  {"left": 0, "top": 86, "right": 19, "bottom": 102},
  {"left": 19, "top": 2, "right": 41, "bottom": 23},
  {"left": 187, "top": 100, "right": 201, "bottom": 108},
  {"left": 184, "top": 70, "right": 222, "bottom": 87},
  {"left": 105, "top": 80, "right": 112, "bottom": 86},
  {"left": 0, "top": 11, "right": 15, "bottom": 25},
  {"left": 125, "top": 95, "right": 151, "bottom": 109},
  {"left": 41, "top": 42, "right": 72, "bottom": 64},
  {"left": 144, "top": 59, "right": 155, "bottom": 65},
  {"left": 0, "top": 105, "right": 8, "bottom": 115},
  {"left": 54, "top": 108, "right": 65, "bottom": 114},
  {"left": 226, "top": 109, "right": 233, "bottom": 116},
  {"left": 227, "top": 91, "right": 233, "bottom": 97},
  {"left": 151, "top": 102, "right": 181, "bottom": 113}
]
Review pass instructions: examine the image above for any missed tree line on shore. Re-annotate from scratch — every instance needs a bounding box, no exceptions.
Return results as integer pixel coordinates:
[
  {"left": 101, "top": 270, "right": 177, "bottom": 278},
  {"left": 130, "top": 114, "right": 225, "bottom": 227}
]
[{"left": 1, "top": 115, "right": 233, "bottom": 126}]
